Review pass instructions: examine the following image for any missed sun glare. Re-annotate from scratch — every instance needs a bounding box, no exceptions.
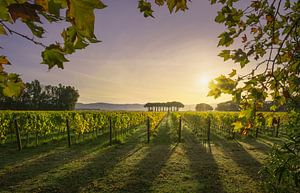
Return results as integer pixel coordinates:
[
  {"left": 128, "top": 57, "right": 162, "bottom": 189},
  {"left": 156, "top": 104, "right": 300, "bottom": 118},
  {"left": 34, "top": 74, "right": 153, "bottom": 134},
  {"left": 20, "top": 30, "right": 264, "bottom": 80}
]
[{"left": 198, "top": 76, "right": 211, "bottom": 88}]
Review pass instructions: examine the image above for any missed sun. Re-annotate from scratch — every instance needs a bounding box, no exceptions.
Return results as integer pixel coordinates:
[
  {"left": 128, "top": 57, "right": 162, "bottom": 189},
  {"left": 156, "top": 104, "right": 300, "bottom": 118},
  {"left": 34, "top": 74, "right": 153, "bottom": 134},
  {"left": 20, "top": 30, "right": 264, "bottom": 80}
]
[{"left": 197, "top": 75, "right": 211, "bottom": 87}]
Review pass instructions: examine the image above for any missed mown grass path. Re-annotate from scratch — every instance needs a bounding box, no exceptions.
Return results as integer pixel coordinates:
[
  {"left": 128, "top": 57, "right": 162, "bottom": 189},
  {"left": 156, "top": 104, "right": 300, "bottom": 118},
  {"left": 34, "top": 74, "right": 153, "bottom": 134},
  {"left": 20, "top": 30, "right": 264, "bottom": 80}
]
[{"left": 0, "top": 115, "right": 272, "bottom": 193}]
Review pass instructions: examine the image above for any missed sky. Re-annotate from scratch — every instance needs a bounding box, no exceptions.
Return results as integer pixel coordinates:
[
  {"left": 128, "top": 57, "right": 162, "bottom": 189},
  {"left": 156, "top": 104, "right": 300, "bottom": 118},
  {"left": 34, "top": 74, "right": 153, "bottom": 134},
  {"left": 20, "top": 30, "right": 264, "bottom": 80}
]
[{"left": 0, "top": 0, "right": 246, "bottom": 104}]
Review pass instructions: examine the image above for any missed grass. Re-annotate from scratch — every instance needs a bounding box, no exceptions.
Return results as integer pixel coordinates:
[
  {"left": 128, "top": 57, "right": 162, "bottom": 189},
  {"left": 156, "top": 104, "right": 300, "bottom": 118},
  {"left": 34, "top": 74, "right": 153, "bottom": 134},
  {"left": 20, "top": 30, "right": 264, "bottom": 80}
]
[{"left": 0, "top": 116, "right": 280, "bottom": 193}]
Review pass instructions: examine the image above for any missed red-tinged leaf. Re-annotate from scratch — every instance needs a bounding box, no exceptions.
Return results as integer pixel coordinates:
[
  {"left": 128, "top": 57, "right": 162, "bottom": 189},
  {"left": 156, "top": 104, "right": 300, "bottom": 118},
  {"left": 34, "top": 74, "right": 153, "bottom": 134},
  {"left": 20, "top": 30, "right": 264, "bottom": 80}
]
[
  {"left": 35, "top": 0, "right": 49, "bottom": 11},
  {"left": 266, "top": 15, "right": 273, "bottom": 23},
  {"left": 0, "top": 56, "right": 10, "bottom": 65},
  {"left": 242, "top": 34, "right": 247, "bottom": 43},
  {"left": 251, "top": 27, "right": 257, "bottom": 33},
  {"left": 8, "top": 2, "right": 42, "bottom": 22}
]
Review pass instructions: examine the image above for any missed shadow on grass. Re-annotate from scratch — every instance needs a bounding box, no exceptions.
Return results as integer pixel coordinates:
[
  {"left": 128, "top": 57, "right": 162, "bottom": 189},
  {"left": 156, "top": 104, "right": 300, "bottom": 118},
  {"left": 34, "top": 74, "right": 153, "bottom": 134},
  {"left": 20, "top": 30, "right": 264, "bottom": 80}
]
[
  {"left": 183, "top": 127, "right": 225, "bottom": 193},
  {"left": 258, "top": 133, "right": 287, "bottom": 145},
  {"left": 239, "top": 136, "right": 272, "bottom": 154},
  {"left": 0, "top": 130, "right": 111, "bottom": 168},
  {"left": 211, "top": 133, "right": 263, "bottom": 181},
  {"left": 0, "top": 126, "right": 145, "bottom": 192},
  {"left": 116, "top": 118, "right": 177, "bottom": 193},
  {"left": 33, "top": 125, "right": 149, "bottom": 193}
]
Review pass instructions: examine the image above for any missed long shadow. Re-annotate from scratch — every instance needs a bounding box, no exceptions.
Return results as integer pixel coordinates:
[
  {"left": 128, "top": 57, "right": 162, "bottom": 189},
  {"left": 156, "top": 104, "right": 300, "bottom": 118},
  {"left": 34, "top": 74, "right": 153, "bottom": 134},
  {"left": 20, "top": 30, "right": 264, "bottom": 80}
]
[
  {"left": 258, "top": 133, "right": 287, "bottom": 145},
  {"left": 239, "top": 136, "right": 272, "bottom": 154},
  {"left": 116, "top": 118, "right": 176, "bottom": 193},
  {"left": 0, "top": 141, "right": 80, "bottom": 191},
  {"left": 183, "top": 127, "right": 225, "bottom": 193},
  {"left": 0, "top": 140, "right": 66, "bottom": 168},
  {"left": 211, "top": 132, "right": 263, "bottom": 182},
  {"left": 0, "top": 129, "right": 111, "bottom": 169},
  {"left": 37, "top": 125, "right": 149, "bottom": 193},
  {"left": 0, "top": 126, "right": 144, "bottom": 192}
]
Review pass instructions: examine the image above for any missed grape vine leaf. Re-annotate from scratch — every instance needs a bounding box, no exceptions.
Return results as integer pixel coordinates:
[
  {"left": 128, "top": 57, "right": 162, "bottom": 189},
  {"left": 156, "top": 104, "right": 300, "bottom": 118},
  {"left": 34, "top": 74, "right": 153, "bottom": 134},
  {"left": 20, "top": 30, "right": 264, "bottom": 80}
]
[{"left": 41, "top": 44, "right": 69, "bottom": 69}]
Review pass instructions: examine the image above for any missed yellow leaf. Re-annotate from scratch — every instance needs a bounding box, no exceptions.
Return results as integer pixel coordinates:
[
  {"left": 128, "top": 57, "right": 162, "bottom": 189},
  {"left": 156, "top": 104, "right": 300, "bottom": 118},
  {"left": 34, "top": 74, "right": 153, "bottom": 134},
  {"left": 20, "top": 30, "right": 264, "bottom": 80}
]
[
  {"left": 35, "top": 0, "right": 48, "bottom": 11},
  {"left": 0, "top": 25, "right": 7, "bottom": 35},
  {"left": 266, "top": 15, "right": 273, "bottom": 23},
  {"left": 251, "top": 27, "right": 257, "bottom": 33},
  {"left": 0, "top": 56, "right": 10, "bottom": 65},
  {"left": 272, "top": 35, "right": 280, "bottom": 44}
]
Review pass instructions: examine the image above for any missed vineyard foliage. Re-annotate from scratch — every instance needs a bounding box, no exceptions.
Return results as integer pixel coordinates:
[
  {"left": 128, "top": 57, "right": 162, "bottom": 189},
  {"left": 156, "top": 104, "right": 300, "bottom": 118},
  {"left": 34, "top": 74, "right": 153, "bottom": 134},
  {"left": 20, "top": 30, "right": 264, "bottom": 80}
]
[
  {"left": 172, "top": 111, "right": 289, "bottom": 139},
  {"left": 0, "top": 110, "right": 290, "bottom": 147},
  {"left": 0, "top": 111, "right": 166, "bottom": 145}
]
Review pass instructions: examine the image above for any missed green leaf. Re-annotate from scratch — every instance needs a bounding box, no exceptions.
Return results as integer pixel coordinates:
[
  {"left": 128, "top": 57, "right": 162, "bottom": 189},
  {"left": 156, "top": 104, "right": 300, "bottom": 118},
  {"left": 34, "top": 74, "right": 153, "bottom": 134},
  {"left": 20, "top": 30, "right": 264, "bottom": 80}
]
[
  {"left": 0, "top": 1, "right": 10, "bottom": 21},
  {"left": 284, "top": 0, "right": 291, "bottom": 9},
  {"left": 270, "top": 105, "right": 277, "bottom": 111},
  {"left": 174, "top": 0, "right": 188, "bottom": 12},
  {"left": 228, "top": 69, "right": 236, "bottom": 77},
  {"left": 207, "top": 80, "right": 222, "bottom": 98},
  {"left": 24, "top": 21, "right": 45, "bottom": 38},
  {"left": 155, "top": 0, "right": 165, "bottom": 6},
  {"left": 41, "top": 44, "right": 69, "bottom": 69},
  {"left": 218, "top": 50, "right": 231, "bottom": 61},
  {"left": 138, "top": 0, "right": 154, "bottom": 18},
  {"left": 208, "top": 75, "right": 236, "bottom": 98},
  {"left": 232, "top": 121, "right": 243, "bottom": 132},
  {"left": 167, "top": 0, "right": 176, "bottom": 13},
  {"left": 62, "top": 26, "right": 88, "bottom": 54},
  {"left": 232, "top": 49, "right": 249, "bottom": 68},
  {"left": 218, "top": 31, "right": 234, "bottom": 47},
  {"left": 0, "top": 73, "right": 24, "bottom": 97},
  {"left": 210, "top": 0, "right": 217, "bottom": 4},
  {"left": 0, "top": 25, "right": 7, "bottom": 35},
  {"left": 166, "top": 0, "right": 188, "bottom": 13},
  {"left": 215, "top": 11, "right": 225, "bottom": 23},
  {"left": 47, "top": 0, "right": 66, "bottom": 17},
  {"left": 67, "top": 0, "right": 106, "bottom": 42},
  {"left": 239, "top": 109, "right": 253, "bottom": 119}
]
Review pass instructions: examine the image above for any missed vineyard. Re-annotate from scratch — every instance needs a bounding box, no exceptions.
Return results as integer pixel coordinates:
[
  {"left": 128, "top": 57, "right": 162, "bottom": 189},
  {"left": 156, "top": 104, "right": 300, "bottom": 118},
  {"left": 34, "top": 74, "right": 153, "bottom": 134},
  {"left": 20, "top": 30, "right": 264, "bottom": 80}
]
[
  {"left": 0, "top": 111, "right": 166, "bottom": 149},
  {"left": 0, "top": 110, "right": 295, "bottom": 193},
  {"left": 0, "top": 111, "right": 289, "bottom": 149}
]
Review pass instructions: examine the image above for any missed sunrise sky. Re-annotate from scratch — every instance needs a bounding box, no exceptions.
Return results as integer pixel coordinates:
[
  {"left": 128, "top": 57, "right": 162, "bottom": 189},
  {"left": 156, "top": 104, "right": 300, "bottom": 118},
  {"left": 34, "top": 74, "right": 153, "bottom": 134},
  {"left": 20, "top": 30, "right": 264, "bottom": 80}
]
[{"left": 0, "top": 0, "right": 248, "bottom": 104}]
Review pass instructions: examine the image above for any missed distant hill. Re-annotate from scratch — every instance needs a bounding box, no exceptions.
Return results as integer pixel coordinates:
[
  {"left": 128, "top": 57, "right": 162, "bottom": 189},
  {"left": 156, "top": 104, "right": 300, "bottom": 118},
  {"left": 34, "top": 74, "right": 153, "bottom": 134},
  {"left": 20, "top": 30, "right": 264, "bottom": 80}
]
[{"left": 75, "top": 103, "right": 146, "bottom": 111}]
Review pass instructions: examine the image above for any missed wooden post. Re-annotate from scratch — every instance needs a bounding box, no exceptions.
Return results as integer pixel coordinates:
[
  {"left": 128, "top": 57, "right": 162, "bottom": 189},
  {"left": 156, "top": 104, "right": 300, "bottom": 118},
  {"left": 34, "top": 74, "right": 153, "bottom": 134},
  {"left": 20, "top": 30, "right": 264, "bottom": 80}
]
[
  {"left": 147, "top": 117, "right": 150, "bottom": 143},
  {"left": 275, "top": 117, "right": 280, "bottom": 137},
  {"left": 10, "top": 121, "right": 13, "bottom": 143},
  {"left": 66, "top": 118, "right": 71, "bottom": 147},
  {"left": 109, "top": 117, "right": 112, "bottom": 145},
  {"left": 26, "top": 132, "right": 29, "bottom": 147},
  {"left": 207, "top": 117, "right": 211, "bottom": 141},
  {"left": 253, "top": 102, "right": 258, "bottom": 138},
  {"left": 14, "top": 119, "right": 22, "bottom": 151},
  {"left": 35, "top": 131, "right": 38, "bottom": 147},
  {"left": 178, "top": 116, "right": 182, "bottom": 143}
]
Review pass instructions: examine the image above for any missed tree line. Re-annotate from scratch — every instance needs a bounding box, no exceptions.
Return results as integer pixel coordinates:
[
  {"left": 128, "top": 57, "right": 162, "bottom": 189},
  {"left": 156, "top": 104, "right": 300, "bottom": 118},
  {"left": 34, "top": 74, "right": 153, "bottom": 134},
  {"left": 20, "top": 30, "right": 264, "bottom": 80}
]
[
  {"left": 196, "top": 101, "right": 287, "bottom": 112},
  {"left": 0, "top": 80, "right": 79, "bottom": 110},
  {"left": 144, "top": 101, "right": 184, "bottom": 112}
]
